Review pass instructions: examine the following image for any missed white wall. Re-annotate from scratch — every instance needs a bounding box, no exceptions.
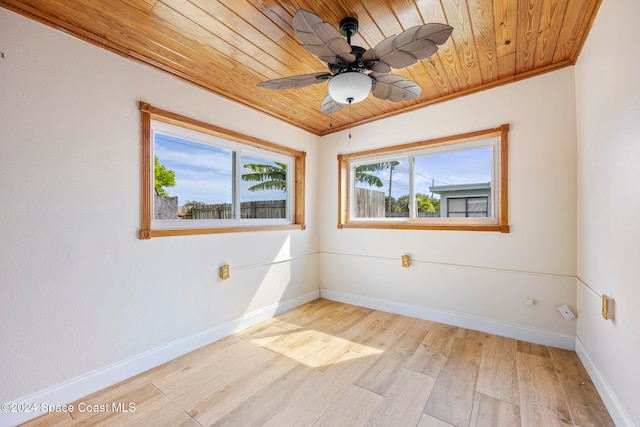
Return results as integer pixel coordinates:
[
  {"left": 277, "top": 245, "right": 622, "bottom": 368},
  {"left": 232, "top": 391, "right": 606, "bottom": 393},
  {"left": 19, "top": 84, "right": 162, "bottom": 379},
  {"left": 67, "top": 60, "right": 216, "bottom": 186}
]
[
  {"left": 0, "top": 6, "right": 319, "bottom": 417},
  {"left": 575, "top": 0, "right": 640, "bottom": 425},
  {"left": 318, "top": 68, "right": 578, "bottom": 343}
]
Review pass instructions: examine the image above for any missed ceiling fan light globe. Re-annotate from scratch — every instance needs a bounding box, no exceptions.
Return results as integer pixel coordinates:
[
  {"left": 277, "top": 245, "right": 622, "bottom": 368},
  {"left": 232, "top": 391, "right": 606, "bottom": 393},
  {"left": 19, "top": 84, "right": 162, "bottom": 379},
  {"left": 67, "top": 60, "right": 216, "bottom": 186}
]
[{"left": 328, "top": 72, "right": 372, "bottom": 104}]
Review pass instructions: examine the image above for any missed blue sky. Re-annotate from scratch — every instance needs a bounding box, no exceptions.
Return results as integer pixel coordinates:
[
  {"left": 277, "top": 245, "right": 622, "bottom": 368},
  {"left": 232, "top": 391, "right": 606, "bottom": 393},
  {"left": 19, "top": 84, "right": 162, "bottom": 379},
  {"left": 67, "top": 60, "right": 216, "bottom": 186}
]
[
  {"left": 154, "top": 134, "right": 286, "bottom": 205},
  {"left": 355, "top": 146, "right": 493, "bottom": 199}
]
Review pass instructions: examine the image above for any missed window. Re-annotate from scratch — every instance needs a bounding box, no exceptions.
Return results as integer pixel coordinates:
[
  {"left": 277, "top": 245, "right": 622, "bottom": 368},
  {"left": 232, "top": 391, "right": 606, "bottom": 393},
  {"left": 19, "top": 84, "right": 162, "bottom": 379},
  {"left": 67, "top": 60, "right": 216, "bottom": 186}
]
[
  {"left": 338, "top": 125, "right": 509, "bottom": 232},
  {"left": 140, "top": 102, "right": 305, "bottom": 239},
  {"left": 447, "top": 197, "right": 489, "bottom": 217}
]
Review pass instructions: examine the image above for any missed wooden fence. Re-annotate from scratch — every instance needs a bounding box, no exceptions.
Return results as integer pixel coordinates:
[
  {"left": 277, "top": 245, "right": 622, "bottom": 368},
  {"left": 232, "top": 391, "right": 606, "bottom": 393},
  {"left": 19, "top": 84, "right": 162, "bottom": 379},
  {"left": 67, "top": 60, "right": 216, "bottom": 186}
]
[
  {"left": 179, "top": 200, "right": 286, "bottom": 220},
  {"left": 354, "top": 187, "right": 441, "bottom": 218},
  {"left": 354, "top": 187, "right": 386, "bottom": 218}
]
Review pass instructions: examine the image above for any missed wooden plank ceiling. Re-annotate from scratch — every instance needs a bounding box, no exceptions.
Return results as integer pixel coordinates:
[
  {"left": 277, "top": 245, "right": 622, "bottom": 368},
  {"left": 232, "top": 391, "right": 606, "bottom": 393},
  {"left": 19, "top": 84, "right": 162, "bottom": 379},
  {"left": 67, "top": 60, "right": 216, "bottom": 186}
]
[{"left": 2, "top": 0, "right": 601, "bottom": 135}]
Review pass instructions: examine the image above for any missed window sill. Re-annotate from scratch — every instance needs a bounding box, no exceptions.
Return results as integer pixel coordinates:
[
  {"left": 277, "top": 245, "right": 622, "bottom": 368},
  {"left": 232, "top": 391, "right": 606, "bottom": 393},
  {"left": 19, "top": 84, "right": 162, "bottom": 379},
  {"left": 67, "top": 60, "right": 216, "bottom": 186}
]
[
  {"left": 140, "top": 223, "right": 305, "bottom": 239},
  {"left": 337, "top": 222, "right": 510, "bottom": 233}
]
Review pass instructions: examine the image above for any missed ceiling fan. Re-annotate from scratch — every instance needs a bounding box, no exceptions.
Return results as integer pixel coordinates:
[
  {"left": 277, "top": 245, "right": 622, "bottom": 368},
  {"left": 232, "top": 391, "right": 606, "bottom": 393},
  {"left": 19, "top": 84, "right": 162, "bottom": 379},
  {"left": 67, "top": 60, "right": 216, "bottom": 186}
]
[{"left": 258, "top": 10, "right": 453, "bottom": 115}]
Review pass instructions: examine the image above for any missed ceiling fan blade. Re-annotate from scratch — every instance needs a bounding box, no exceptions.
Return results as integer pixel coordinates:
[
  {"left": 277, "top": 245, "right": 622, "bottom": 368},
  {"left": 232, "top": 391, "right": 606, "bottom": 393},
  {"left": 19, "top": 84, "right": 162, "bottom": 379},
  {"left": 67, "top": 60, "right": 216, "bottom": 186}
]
[
  {"left": 292, "top": 10, "right": 356, "bottom": 65},
  {"left": 363, "top": 23, "right": 453, "bottom": 71},
  {"left": 257, "top": 72, "right": 331, "bottom": 90},
  {"left": 371, "top": 73, "right": 421, "bottom": 102},
  {"left": 320, "top": 94, "right": 344, "bottom": 115}
]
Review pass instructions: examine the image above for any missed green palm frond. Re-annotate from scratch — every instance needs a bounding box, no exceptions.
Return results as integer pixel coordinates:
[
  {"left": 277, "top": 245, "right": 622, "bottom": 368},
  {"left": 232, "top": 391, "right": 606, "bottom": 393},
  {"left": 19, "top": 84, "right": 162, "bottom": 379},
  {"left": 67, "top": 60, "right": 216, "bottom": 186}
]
[
  {"left": 241, "top": 162, "right": 287, "bottom": 192},
  {"left": 355, "top": 161, "right": 399, "bottom": 188}
]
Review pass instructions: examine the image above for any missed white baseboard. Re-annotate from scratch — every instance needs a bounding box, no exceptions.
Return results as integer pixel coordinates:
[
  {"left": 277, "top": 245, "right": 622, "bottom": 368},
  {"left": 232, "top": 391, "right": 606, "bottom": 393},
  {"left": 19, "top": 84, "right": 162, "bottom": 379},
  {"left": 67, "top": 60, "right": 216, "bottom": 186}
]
[
  {"left": 1, "top": 290, "right": 319, "bottom": 427},
  {"left": 320, "top": 289, "right": 575, "bottom": 350},
  {"left": 575, "top": 337, "right": 635, "bottom": 427}
]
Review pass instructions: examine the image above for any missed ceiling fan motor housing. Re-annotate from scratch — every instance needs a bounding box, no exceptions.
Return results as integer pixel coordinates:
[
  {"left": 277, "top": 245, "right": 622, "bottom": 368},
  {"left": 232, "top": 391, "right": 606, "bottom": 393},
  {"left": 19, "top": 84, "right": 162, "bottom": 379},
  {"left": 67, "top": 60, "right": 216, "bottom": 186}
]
[{"left": 339, "top": 17, "right": 359, "bottom": 40}]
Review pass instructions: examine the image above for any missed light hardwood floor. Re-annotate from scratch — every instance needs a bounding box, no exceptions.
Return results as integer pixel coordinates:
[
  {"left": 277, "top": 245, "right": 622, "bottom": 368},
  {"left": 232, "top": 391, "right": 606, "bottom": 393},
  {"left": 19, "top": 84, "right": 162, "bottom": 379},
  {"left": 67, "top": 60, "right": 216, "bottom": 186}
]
[{"left": 22, "top": 299, "right": 614, "bottom": 427}]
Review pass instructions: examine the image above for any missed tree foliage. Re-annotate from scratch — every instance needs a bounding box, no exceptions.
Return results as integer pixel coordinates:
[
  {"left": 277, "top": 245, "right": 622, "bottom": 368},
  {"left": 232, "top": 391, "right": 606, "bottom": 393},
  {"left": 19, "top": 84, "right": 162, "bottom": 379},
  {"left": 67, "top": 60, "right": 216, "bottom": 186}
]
[
  {"left": 154, "top": 155, "right": 176, "bottom": 197},
  {"left": 417, "top": 193, "right": 440, "bottom": 213},
  {"left": 388, "top": 193, "right": 440, "bottom": 214},
  {"left": 355, "top": 161, "right": 399, "bottom": 188},
  {"left": 241, "top": 162, "right": 287, "bottom": 191}
]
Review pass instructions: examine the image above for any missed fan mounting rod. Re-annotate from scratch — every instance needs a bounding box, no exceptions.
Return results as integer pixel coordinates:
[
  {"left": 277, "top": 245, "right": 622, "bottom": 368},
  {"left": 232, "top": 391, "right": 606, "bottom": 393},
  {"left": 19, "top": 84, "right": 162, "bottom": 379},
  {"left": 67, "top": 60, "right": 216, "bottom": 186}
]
[{"left": 339, "top": 17, "right": 358, "bottom": 45}]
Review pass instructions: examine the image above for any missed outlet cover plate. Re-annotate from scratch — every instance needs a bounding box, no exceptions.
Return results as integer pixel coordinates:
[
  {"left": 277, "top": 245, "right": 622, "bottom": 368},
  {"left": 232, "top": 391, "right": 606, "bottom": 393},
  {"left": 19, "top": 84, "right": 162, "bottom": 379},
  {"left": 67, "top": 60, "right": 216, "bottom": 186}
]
[{"left": 557, "top": 304, "right": 575, "bottom": 320}]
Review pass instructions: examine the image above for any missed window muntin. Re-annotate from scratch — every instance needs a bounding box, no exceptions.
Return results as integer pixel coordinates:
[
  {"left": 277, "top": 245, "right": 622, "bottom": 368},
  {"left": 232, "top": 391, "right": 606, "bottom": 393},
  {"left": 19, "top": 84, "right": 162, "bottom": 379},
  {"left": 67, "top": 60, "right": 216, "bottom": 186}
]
[
  {"left": 140, "top": 102, "right": 305, "bottom": 239},
  {"left": 337, "top": 125, "right": 509, "bottom": 232}
]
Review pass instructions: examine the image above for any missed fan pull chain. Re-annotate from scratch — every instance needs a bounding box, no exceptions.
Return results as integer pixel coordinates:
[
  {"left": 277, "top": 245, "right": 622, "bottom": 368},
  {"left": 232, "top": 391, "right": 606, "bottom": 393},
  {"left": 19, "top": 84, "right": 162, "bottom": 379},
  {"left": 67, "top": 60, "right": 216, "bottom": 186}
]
[{"left": 348, "top": 99, "right": 353, "bottom": 139}]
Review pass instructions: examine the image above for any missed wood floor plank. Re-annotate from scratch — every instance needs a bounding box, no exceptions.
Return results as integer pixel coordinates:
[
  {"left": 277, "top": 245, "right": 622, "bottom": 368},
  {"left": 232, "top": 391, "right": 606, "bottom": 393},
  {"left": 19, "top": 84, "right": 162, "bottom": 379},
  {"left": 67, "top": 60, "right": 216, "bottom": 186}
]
[
  {"left": 288, "top": 307, "right": 383, "bottom": 370},
  {"left": 282, "top": 334, "right": 331, "bottom": 362},
  {"left": 406, "top": 323, "right": 458, "bottom": 377},
  {"left": 417, "top": 413, "right": 456, "bottom": 426},
  {"left": 233, "top": 317, "right": 283, "bottom": 339},
  {"left": 344, "top": 310, "right": 407, "bottom": 356},
  {"left": 262, "top": 351, "right": 376, "bottom": 427},
  {"left": 549, "top": 348, "right": 615, "bottom": 427},
  {"left": 261, "top": 326, "right": 319, "bottom": 354},
  {"left": 152, "top": 340, "right": 279, "bottom": 401},
  {"left": 355, "top": 321, "right": 429, "bottom": 395},
  {"left": 300, "top": 335, "right": 358, "bottom": 370},
  {"left": 456, "top": 327, "right": 486, "bottom": 343},
  {"left": 285, "top": 302, "right": 368, "bottom": 338},
  {"left": 274, "top": 298, "right": 333, "bottom": 324},
  {"left": 19, "top": 410, "right": 73, "bottom": 427},
  {"left": 312, "top": 385, "right": 383, "bottom": 427},
  {"left": 186, "top": 353, "right": 298, "bottom": 425},
  {"left": 476, "top": 334, "right": 519, "bottom": 404},
  {"left": 74, "top": 384, "right": 197, "bottom": 427},
  {"left": 245, "top": 324, "right": 295, "bottom": 347},
  {"left": 516, "top": 352, "right": 573, "bottom": 426},
  {"left": 469, "top": 392, "right": 521, "bottom": 427},
  {"left": 424, "top": 338, "right": 483, "bottom": 427},
  {"left": 213, "top": 364, "right": 321, "bottom": 426},
  {"left": 174, "top": 335, "right": 243, "bottom": 367},
  {"left": 517, "top": 340, "right": 551, "bottom": 358},
  {"left": 318, "top": 306, "right": 375, "bottom": 337},
  {"left": 367, "top": 368, "right": 436, "bottom": 426}
]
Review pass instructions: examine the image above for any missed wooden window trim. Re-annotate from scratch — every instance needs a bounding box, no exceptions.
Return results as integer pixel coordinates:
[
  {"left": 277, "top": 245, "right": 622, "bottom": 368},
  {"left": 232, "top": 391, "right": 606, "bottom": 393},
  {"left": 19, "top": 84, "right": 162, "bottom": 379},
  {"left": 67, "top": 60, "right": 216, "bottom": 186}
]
[
  {"left": 337, "top": 124, "right": 510, "bottom": 233},
  {"left": 139, "top": 102, "right": 305, "bottom": 239}
]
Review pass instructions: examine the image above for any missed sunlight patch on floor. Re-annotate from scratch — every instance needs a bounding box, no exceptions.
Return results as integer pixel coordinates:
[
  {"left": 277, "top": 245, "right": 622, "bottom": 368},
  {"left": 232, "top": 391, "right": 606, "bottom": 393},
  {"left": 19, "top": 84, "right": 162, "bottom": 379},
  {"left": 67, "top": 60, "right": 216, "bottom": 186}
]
[{"left": 249, "top": 324, "right": 383, "bottom": 368}]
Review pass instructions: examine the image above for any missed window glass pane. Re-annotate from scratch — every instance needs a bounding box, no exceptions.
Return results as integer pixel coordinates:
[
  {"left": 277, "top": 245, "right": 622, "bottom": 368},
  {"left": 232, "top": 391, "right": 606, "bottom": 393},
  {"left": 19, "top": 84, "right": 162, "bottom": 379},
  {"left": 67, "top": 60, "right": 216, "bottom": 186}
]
[
  {"left": 154, "top": 133, "right": 234, "bottom": 221},
  {"left": 448, "top": 198, "right": 467, "bottom": 212},
  {"left": 414, "top": 146, "right": 492, "bottom": 219},
  {"left": 240, "top": 154, "right": 287, "bottom": 219},
  {"left": 354, "top": 159, "right": 409, "bottom": 218},
  {"left": 467, "top": 197, "right": 488, "bottom": 213}
]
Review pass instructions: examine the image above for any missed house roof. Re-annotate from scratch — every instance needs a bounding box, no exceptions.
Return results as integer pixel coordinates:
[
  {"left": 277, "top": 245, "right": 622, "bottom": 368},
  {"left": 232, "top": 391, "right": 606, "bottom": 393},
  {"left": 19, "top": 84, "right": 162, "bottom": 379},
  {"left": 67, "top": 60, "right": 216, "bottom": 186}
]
[{"left": 430, "top": 182, "right": 491, "bottom": 193}]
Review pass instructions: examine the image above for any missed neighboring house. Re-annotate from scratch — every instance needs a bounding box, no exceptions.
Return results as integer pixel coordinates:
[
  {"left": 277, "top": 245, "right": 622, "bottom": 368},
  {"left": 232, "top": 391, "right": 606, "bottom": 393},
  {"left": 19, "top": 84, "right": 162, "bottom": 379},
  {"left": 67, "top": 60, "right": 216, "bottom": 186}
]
[{"left": 429, "top": 183, "right": 491, "bottom": 218}]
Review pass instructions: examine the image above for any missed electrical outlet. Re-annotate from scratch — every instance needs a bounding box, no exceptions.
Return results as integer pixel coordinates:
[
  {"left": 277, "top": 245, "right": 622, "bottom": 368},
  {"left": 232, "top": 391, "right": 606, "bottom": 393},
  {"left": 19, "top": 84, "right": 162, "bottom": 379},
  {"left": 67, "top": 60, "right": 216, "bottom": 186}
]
[
  {"left": 602, "top": 295, "right": 609, "bottom": 320},
  {"left": 557, "top": 304, "right": 575, "bottom": 320},
  {"left": 524, "top": 298, "right": 534, "bottom": 306},
  {"left": 220, "top": 264, "right": 230, "bottom": 280},
  {"left": 401, "top": 255, "right": 410, "bottom": 268}
]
